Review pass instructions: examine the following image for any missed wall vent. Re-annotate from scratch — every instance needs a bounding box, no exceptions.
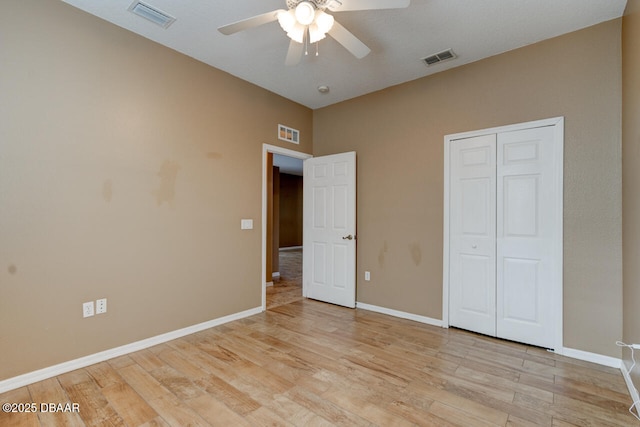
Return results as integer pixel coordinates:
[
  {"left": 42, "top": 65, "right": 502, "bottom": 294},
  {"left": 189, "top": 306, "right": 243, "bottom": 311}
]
[
  {"left": 128, "top": 1, "right": 176, "bottom": 28},
  {"left": 422, "top": 49, "right": 456, "bottom": 66},
  {"left": 278, "top": 124, "right": 300, "bottom": 144}
]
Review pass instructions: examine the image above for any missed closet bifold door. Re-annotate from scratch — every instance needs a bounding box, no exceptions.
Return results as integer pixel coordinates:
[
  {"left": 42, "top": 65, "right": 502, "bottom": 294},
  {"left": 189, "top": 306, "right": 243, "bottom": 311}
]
[
  {"left": 496, "top": 126, "right": 558, "bottom": 349},
  {"left": 448, "top": 134, "right": 497, "bottom": 337}
]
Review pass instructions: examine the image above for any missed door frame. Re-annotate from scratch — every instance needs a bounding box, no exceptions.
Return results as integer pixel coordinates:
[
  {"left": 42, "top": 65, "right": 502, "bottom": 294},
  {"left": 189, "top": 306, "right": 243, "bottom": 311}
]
[
  {"left": 442, "top": 116, "right": 564, "bottom": 353},
  {"left": 262, "top": 144, "right": 312, "bottom": 311}
]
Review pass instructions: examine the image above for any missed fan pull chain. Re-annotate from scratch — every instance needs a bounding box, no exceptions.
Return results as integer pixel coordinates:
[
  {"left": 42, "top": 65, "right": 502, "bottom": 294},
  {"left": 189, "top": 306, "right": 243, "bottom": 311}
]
[
  {"left": 316, "top": 41, "right": 319, "bottom": 56},
  {"left": 304, "top": 27, "right": 309, "bottom": 56}
]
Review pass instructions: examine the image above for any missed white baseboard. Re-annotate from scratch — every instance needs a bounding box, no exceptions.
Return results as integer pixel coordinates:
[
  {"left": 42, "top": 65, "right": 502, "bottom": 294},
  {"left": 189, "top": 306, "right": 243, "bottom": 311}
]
[
  {"left": 279, "top": 246, "right": 302, "bottom": 251},
  {"left": 621, "top": 360, "right": 640, "bottom": 418},
  {"left": 265, "top": 281, "right": 274, "bottom": 287},
  {"left": 558, "top": 347, "right": 622, "bottom": 369},
  {"left": 356, "top": 302, "right": 443, "bottom": 328},
  {"left": 0, "top": 306, "right": 263, "bottom": 394}
]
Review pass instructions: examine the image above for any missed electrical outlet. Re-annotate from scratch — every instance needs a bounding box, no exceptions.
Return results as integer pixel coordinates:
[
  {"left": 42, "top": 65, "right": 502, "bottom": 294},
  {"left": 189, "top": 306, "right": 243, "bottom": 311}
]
[
  {"left": 83, "top": 301, "right": 94, "bottom": 318},
  {"left": 96, "top": 298, "right": 107, "bottom": 314},
  {"left": 365, "top": 271, "right": 371, "bottom": 281}
]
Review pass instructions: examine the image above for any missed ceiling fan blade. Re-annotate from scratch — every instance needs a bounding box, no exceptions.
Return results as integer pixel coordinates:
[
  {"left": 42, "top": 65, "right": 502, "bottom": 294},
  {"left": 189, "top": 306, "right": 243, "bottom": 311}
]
[
  {"left": 218, "top": 9, "right": 285, "bottom": 35},
  {"left": 327, "top": 0, "right": 410, "bottom": 12},
  {"left": 327, "top": 21, "right": 371, "bottom": 59},
  {"left": 285, "top": 39, "right": 304, "bottom": 66}
]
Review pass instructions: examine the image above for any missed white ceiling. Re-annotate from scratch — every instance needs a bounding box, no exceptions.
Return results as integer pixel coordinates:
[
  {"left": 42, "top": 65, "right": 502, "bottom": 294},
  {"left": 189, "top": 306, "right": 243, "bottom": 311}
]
[
  {"left": 62, "top": 0, "right": 627, "bottom": 109},
  {"left": 274, "top": 154, "right": 304, "bottom": 175}
]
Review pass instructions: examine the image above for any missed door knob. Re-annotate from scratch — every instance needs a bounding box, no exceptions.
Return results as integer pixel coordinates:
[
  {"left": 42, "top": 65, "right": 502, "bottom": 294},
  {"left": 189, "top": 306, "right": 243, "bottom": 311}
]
[
  {"left": 472, "top": 244, "right": 477, "bottom": 249},
  {"left": 342, "top": 234, "right": 354, "bottom": 240}
]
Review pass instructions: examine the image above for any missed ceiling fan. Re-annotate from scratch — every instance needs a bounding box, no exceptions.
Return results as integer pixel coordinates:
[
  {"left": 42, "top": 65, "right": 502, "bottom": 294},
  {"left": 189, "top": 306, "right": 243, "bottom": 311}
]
[{"left": 218, "top": 0, "right": 410, "bottom": 66}]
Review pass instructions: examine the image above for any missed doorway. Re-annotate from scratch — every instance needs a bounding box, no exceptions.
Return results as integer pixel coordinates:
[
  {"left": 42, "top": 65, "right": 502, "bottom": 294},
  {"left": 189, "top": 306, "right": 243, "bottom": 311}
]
[{"left": 262, "top": 144, "right": 312, "bottom": 310}]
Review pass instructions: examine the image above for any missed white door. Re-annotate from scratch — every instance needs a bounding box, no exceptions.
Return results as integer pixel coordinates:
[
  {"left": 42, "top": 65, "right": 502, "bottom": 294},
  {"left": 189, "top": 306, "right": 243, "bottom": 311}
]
[
  {"left": 496, "top": 126, "right": 559, "bottom": 348},
  {"left": 449, "top": 135, "right": 497, "bottom": 336},
  {"left": 447, "top": 120, "right": 561, "bottom": 350},
  {"left": 303, "top": 152, "right": 356, "bottom": 308}
]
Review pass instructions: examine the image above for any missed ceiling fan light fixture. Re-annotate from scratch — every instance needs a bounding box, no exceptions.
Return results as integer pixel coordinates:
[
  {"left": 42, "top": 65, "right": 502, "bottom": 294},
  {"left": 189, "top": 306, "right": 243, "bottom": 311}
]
[
  {"left": 287, "top": 24, "right": 306, "bottom": 43},
  {"left": 295, "top": 1, "right": 316, "bottom": 25},
  {"left": 277, "top": 10, "right": 297, "bottom": 33},
  {"left": 308, "top": 24, "right": 326, "bottom": 43},
  {"left": 314, "top": 10, "right": 335, "bottom": 34}
]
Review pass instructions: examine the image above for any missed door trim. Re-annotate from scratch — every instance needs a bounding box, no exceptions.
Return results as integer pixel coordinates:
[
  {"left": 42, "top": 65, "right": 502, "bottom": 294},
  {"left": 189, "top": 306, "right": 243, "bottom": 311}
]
[
  {"left": 262, "top": 144, "right": 312, "bottom": 311},
  {"left": 442, "top": 117, "right": 564, "bottom": 353}
]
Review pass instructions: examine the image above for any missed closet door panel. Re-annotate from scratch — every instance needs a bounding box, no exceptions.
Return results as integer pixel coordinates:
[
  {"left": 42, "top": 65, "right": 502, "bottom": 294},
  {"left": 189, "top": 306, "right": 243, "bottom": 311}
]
[
  {"left": 496, "top": 126, "right": 557, "bottom": 349},
  {"left": 449, "top": 134, "right": 497, "bottom": 336}
]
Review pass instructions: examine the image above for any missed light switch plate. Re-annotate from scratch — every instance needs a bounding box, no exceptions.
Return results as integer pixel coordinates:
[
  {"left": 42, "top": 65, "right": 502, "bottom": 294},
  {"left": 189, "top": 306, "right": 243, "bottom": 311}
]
[{"left": 241, "top": 219, "right": 253, "bottom": 230}]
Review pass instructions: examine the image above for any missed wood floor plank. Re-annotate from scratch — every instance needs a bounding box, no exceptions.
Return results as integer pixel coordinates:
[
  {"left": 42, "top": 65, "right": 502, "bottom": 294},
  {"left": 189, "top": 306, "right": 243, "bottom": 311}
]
[
  {"left": 138, "top": 416, "right": 172, "bottom": 427},
  {"left": 322, "top": 388, "right": 415, "bottom": 427},
  {"left": 244, "top": 406, "right": 297, "bottom": 427},
  {"left": 283, "top": 386, "right": 370, "bottom": 426},
  {"left": 505, "top": 414, "right": 548, "bottom": 427},
  {"left": 101, "top": 382, "right": 158, "bottom": 426},
  {"left": 513, "top": 391, "right": 626, "bottom": 427},
  {"left": 454, "top": 365, "right": 554, "bottom": 404},
  {"left": 193, "top": 373, "right": 261, "bottom": 415},
  {"left": 382, "top": 399, "right": 458, "bottom": 427},
  {"left": 144, "top": 394, "right": 209, "bottom": 427},
  {"left": 57, "top": 370, "right": 126, "bottom": 427},
  {"left": 28, "top": 377, "right": 85, "bottom": 427},
  {"left": 84, "top": 362, "right": 122, "bottom": 389},
  {"left": 428, "top": 401, "right": 505, "bottom": 427},
  {"left": 408, "top": 377, "right": 511, "bottom": 426},
  {"left": 115, "top": 364, "right": 169, "bottom": 402},
  {"left": 1, "top": 297, "right": 637, "bottom": 426},
  {"left": 184, "top": 393, "right": 252, "bottom": 426},
  {"left": 0, "top": 386, "right": 40, "bottom": 427}
]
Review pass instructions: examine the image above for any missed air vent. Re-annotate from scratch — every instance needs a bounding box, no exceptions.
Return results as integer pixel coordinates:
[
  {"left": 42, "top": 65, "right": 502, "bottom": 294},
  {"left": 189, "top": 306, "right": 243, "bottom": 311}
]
[
  {"left": 128, "top": 1, "right": 176, "bottom": 28},
  {"left": 278, "top": 124, "right": 300, "bottom": 144},
  {"left": 422, "top": 49, "right": 456, "bottom": 66}
]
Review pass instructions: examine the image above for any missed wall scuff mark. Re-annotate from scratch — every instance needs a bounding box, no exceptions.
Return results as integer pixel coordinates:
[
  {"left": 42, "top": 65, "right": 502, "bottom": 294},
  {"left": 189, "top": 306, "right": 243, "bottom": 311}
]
[
  {"left": 378, "top": 241, "right": 388, "bottom": 268},
  {"left": 409, "top": 242, "right": 422, "bottom": 266},
  {"left": 102, "top": 179, "right": 113, "bottom": 203},
  {"left": 153, "top": 160, "right": 180, "bottom": 207}
]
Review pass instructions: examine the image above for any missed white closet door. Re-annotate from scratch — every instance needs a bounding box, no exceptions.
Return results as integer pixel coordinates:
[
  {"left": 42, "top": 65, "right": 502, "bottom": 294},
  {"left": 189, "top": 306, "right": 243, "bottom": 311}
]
[
  {"left": 496, "top": 126, "right": 558, "bottom": 349},
  {"left": 449, "top": 134, "right": 497, "bottom": 336}
]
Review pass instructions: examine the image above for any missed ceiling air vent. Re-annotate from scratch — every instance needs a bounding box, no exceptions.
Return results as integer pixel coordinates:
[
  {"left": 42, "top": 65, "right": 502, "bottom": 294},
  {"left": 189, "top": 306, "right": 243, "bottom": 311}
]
[
  {"left": 128, "top": 1, "right": 176, "bottom": 28},
  {"left": 422, "top": 49, "right": 456, "bottom": 66}
]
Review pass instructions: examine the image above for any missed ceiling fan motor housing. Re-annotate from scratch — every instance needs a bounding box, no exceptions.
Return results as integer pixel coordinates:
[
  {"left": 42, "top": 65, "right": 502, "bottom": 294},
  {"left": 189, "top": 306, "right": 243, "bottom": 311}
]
[{"left": 286, "top": 0, "right": 332, "bottom": 11}]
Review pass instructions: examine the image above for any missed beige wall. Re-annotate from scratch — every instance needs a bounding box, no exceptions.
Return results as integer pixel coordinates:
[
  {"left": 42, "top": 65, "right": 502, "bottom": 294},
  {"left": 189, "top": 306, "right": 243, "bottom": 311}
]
[
  {"left": 314, "top": 20, "right": 623, "bottom": 357},
  {"left": 623, "top": 0, "right": 640, "bottom": 382},
  {"left": 0, "top": 0, "right": 312, "bottom": 380},
  {"left": 0, "top": 0, "right": 628, "bottom": 382}
]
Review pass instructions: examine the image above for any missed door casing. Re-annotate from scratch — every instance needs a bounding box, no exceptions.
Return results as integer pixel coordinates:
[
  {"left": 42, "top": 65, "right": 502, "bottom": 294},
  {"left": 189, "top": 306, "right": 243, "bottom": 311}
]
[{"left": 262, "top": 144, "right": 312, "bottom": 310}]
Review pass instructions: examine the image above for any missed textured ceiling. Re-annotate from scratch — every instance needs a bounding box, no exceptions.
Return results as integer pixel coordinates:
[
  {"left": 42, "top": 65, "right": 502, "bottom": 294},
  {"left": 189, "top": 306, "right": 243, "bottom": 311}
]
[{"left": 62, "top": 0, "right": 627, "bottom": 109}]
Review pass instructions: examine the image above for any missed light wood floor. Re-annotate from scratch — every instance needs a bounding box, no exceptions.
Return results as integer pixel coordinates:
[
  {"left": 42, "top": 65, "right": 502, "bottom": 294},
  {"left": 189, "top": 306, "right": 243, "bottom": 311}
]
[
  {"left": 1, "top": 298, "right": 635, "bottom": 426},
  {"left": 267, "top": 248, "right": 303, "bottom": 310}
]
